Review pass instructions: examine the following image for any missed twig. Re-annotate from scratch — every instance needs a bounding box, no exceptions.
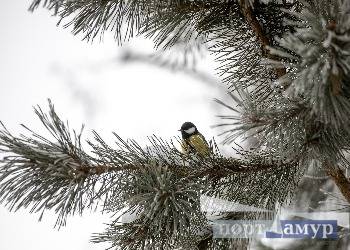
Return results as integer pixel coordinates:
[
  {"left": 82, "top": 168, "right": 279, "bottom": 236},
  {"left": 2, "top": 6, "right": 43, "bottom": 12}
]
[
  {"left": 238, "top": 0, "right": 286, "bottom": 78},
  {"left": 325, "top": 163, "right": 350, "bottom": 204}
]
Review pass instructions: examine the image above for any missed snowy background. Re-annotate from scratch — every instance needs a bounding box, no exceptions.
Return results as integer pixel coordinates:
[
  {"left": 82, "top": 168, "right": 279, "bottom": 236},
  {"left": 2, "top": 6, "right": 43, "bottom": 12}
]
[{"left": 0, "top": 1, "right": 229, "bottom": 249}]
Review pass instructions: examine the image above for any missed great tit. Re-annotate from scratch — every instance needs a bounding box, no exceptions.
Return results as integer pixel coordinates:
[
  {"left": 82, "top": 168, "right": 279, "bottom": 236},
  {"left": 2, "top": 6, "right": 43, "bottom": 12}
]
[{"left": 179, "top": 122, "right": 210, "bottom": 157}]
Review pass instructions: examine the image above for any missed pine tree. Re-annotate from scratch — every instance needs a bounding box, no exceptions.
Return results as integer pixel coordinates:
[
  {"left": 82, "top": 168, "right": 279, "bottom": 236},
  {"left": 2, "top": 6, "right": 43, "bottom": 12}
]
[{"left": 1, "top": 0, "right": 350, "bottom": 249}]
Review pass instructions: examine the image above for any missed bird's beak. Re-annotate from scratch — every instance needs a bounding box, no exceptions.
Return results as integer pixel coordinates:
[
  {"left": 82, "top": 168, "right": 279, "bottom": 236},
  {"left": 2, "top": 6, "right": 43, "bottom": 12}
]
[{"left": 178, "top": 129, "right": 182, "bottom": 131}]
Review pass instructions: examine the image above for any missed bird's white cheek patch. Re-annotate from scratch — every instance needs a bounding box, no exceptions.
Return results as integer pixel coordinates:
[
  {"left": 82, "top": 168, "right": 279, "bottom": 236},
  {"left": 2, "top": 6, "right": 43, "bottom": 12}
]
[{"left": 184, "top": 127, "right": 196, "bottom": 134}]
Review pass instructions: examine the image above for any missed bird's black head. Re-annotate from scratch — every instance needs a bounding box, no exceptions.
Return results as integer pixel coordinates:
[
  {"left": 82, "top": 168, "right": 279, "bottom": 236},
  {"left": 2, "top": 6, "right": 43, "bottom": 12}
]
[{"left": 179, "top": 122, "right": 198, "bottom": 139}]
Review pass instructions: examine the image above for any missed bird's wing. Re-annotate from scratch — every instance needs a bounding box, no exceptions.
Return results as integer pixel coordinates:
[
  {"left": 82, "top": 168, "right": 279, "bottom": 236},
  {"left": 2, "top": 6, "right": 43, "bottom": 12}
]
[{"left": 188, "top": 134, "right": 210, "bottom": 156}]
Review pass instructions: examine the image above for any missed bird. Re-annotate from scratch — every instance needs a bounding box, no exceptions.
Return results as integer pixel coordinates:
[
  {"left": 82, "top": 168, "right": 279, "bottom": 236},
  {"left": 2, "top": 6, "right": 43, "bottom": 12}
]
[{"left": 179, "top": 122, "right": 210, "bottom": 157}]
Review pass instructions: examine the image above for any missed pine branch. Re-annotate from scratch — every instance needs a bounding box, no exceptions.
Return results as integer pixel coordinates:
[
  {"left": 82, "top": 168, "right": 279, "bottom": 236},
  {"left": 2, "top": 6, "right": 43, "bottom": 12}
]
[
  {"left": 278, "top": 0, "right": 350, "bottom": 205},
  {"left": 241, "top": 0, "right": 350, "bottom": 206},
  {"left": 211, "top": 0, "right": 350, "bottom": 224},
  {"left": 0, "top": 101, "right": 301, "bottom": 247},
  {"left": 0, "top": 101, "right": 115, "bottom": 227},
  {"left": 208, "top": 0, "right": 295, "bottom": 101},
  {"left": 29, "top": 0, "right": 237, "bottom": 46},
  {"left": 238, "top": 0, "right": 286, "bottom": 78}
]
